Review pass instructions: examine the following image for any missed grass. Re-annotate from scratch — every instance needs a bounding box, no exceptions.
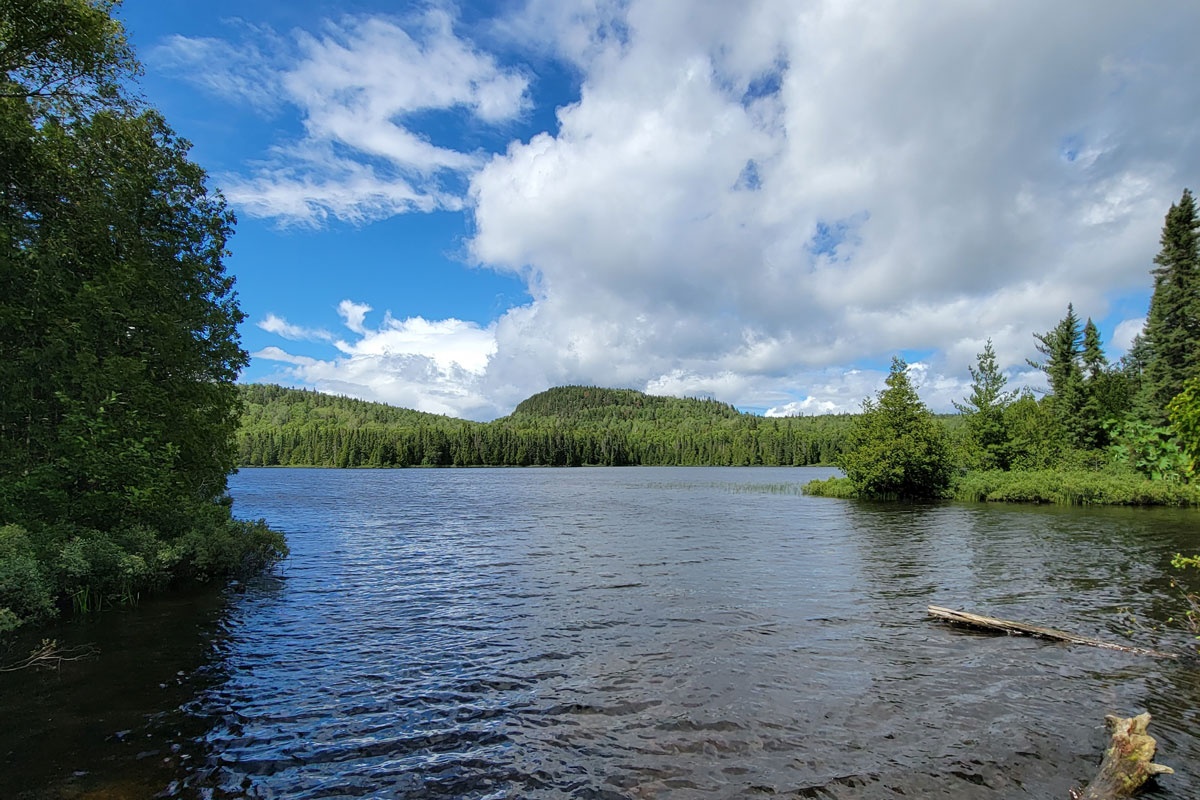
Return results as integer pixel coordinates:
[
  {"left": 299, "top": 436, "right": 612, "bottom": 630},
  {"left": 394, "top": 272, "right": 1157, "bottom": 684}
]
[
  {"left": 802, "top": 469, "right": 1200, "bottom": 507},
  {"left": 952, "top": 469, "right": 1200, "bottom": 506}
]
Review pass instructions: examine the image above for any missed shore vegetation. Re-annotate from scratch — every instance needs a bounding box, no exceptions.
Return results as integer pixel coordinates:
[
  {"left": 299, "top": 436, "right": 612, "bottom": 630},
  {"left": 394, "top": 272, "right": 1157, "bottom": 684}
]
[{"left": 0, "top": 1, "right": 285, "bottom": 635}]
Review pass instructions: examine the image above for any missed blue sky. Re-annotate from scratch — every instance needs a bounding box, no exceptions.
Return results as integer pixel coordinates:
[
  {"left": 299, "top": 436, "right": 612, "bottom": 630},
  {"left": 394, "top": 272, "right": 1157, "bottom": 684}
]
[{"left": 116, "top": 0, "right": 1200, "bottom": 420}]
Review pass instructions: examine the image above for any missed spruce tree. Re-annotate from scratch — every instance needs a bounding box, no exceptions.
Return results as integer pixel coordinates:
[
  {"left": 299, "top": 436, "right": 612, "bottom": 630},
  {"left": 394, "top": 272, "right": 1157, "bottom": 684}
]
[
  {"left": 954, "top": 339, "right": 1015, "bottom": 469},
  {"left": 837, "top": 357, "right": 952, "bottom": 500},
  {"left": 1028, "top": 305, "right": 1086, "bottom": 447},
  {"left": 1081, "top": 319, "right": 1107, "bottom": 380},
  {"left": 1077, "top": 318, "right": 1119, "bottom": 448},
  {"left": 1140, "top": 188, "right": 1200, "bottom": 422}
]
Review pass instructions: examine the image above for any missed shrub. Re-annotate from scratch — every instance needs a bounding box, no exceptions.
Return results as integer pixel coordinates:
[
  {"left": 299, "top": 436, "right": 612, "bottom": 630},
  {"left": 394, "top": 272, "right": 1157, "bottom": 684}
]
[
  {"left": 0, "top": 525, "right": 56, "bottom": 631},
  {"left": 837, "top": 357, "right": 952, "bottom": 500}
]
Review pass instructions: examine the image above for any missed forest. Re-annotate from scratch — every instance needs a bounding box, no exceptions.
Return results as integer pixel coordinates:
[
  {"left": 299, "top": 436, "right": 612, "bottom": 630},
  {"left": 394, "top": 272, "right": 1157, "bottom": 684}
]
[{"left": 236, "top": 384, "right": 863, "bottom": 468}]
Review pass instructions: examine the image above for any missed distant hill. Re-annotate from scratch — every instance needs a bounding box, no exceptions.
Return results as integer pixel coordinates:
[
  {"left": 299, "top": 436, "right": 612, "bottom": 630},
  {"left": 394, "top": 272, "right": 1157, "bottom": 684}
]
[
  {"left": 235, "top": 383, "right": 854, "bottom": 468},
  {"left": 509, "top": 385, "right": 743, "bottom": 423}
]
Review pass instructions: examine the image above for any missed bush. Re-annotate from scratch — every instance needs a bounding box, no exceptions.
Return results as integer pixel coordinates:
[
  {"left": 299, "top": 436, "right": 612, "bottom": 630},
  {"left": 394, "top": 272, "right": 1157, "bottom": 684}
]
[
  {"left": 837, "top": 357, "right": 952, "bottom": 500},
  {"left": 172, "top": 515, "right": 288, "bottom": 581},
  {"left": 0, "top": 525, "right": 56, "bottom": 632}
]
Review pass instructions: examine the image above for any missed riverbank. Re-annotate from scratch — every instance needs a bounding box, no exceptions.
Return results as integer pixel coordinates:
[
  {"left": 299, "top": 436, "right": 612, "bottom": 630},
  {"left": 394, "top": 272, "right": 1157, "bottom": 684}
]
[{"left": 804, "top": 468, "right": 1200, "bottom": 506}]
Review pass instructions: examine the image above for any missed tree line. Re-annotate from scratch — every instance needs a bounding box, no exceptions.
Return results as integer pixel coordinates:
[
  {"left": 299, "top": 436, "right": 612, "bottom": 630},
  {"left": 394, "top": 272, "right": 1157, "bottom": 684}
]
[{"left": 236, "top": 384, "right": 862, "bottom": 468}]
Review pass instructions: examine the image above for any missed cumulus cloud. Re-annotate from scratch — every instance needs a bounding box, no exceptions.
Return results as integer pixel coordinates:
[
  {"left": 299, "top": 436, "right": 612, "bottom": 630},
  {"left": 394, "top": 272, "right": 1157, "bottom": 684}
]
[
  {"left": 1111, "top": 317, "right": 1146, "bottom": 357},
  {"left": 156, "top": 9, "right": 529, "bottom": 225},
  {"left": 256, "top": 300, "right": 500, "bottom": 418},
  {"left": 236, "top": 1, "right": 1197, "bottom": 418},
  {"left": 462, "top": 0, "right": 1198, "bottom": 416}
]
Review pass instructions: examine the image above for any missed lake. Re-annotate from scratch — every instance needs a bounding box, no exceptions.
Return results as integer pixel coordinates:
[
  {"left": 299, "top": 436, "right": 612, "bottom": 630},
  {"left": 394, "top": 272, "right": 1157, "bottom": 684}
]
[{"left": 3, "top": 466, "right": 1199, "bottom": 798}]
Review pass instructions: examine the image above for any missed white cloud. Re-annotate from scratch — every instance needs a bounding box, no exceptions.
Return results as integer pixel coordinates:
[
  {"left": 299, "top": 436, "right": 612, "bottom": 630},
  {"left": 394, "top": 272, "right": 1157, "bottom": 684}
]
[
  {"left": 255, "top": 301, "right": 500, "bottom": 418},
  {"left": 156, "top": 9, "right": 529, "bottom": 225},
  {"left": 333, "top": 314, "right": 497, "bottom": 375},
  {"left": 257, "top": 313, "right": 332, "bottom": 342},
  {"left": 1112, "top": 317, "right": 1146, "bottom": 356},
  {"left": 243, "top": 1, "right": 1197, "bottom": 419},
  {"left": 151, "top": 31, "right": 286, "bottom": 113},
  {"left": 337, "top": 300, "right": 374, "bottom": 335},
  {"left": 460, "top": 0, "right": 1198, "bottom": 417}
]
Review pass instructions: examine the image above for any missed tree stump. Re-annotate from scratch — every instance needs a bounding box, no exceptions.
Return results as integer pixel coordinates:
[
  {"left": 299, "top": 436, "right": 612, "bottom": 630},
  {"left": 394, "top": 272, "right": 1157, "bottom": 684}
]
[{"left": 1071, "top": 713, "right": 1173, "bottom": 799}]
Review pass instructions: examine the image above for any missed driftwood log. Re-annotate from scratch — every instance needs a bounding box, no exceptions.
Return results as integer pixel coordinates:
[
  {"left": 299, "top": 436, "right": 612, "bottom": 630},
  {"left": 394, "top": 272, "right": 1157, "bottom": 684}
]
[
  {"left": 1071, "top": 713, "right": 1173, "bottom": 799},
  {"left": 927, "top": 606, "right": 1178, "bottom": 659}
]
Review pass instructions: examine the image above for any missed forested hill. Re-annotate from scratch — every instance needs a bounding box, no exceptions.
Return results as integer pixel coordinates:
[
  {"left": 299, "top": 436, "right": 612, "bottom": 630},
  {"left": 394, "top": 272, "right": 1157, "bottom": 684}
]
[
  {"left": 236, "top": 384, "right": 853, "bottom": 468},
  {"left": 240, "top": 383, "right": 467, "bottom": 430},
  {"left": 510, "top": 386, "right": 743, "bottom": 424}
]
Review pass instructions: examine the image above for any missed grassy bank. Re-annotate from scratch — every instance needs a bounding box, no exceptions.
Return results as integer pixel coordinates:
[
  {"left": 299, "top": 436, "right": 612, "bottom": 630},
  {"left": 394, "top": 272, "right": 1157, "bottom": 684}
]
[{"left": 804, "top": 470, "right": 1200, "bottom": 507}]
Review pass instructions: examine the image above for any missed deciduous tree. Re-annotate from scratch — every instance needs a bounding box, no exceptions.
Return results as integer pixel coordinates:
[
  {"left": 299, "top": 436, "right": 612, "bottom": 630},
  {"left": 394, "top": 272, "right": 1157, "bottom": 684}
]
[{"left": 0, "top": 0, "right": 283, "bottom": 630}]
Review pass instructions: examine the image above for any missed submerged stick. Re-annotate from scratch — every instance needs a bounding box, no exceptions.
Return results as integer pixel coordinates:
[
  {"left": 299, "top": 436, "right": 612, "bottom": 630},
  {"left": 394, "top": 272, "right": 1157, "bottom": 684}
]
[
  {"left": 1071, "top": 713, "right": 1173, "bottom": 799},
  {"left": 926, "top": 606, "right": 1177, "bottom": 659}
]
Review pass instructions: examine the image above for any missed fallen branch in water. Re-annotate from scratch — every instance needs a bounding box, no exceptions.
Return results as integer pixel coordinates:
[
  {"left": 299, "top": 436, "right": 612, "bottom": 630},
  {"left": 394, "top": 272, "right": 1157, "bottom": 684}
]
[
  {"left": 0, "top": 639, "right": 98, "bottom": 672},
  {"left": 927, "top": 606, "right": 1178, "bottom": 659},
  {"left": 1071, "top": 713, "right": 1173, "bottom": 799}
]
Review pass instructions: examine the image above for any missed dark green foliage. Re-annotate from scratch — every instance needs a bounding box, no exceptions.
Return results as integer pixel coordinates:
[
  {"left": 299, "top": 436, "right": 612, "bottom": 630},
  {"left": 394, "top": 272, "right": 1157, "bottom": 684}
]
[
  {"left": 1023, "top": 307, "right": 1130, "bottom": 452},
  {"left": 1028, "top": 304, "right": 1090, "bottom": 445},
  {"left": 0, "top": 526, "right": 55, "bottom": 632},
  {"left": 834, "top": 357, "right": 952, "bottom": 500},
  {"left": 953, "top": 339, "right": 1015, "bottom": 469},
  {"left": 0, "top": 1, "right": 285, "bottom": 631},
  {"left": 511, "top": 386, "right": 743, "bottom": 422},
  {"left": 1140, "top": 189, "right": 1200, "bottom": 423},
  {"left": 1082, "top": 319, "right": 1107, "bottom": 381},
  {"left": 1000, "top": 390, "right": 1072, "bottom": 470},
  {"left": 235, "top": 384, "right": 856, "bottom": 469},
  {"left": 1029, "top": 304, "right": 1083, "bottom": 399},
  {"left": 1107, "top": 417, "right": 1191, "bottom": 482},
  {"left": 1167, "top": 376, "right": 1200, "bottom": 477},
  {"left": 0, "top": 0, "right": 136, "bottom": 109}
]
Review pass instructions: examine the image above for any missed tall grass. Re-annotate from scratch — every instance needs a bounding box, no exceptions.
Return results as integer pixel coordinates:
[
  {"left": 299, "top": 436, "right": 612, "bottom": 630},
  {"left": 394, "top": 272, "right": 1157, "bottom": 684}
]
[{"left": 952, "top": 470, "right": 1200, "bottom": 506}]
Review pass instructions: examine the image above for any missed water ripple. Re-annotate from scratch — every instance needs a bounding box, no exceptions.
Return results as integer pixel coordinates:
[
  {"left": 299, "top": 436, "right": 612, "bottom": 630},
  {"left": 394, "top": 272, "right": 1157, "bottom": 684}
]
[{"left": 174, "top": 466, "right": 1200, "bottom": 799}]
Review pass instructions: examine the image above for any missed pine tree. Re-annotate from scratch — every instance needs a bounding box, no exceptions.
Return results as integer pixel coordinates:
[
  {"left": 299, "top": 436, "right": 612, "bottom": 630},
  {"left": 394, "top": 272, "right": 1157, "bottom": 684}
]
[
  {"left": 1028, "top": 305, "right": 1086, "bottom": 447},
  {"left": 954, "top": 339, "right": 1015, "bottom": 469},
  {"left": 1081, "top": 319, "right": 1107, "bottom": 380},
  {"left": 1076, "top": 318, "right": 1119, "bottom": 449},
  {"left": 1140, "top": 188, "right": 1200, "bottom": 422},
  {"left": 1028, "top": 304, "right": 1083, "bottom": 396}
]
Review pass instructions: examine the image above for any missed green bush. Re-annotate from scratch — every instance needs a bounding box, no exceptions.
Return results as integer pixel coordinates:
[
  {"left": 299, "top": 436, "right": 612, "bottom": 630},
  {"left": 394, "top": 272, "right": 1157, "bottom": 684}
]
[
  {"left": 0, "top": 525, "right": 56, "bottom": 632},
  {"left": 172, "top": 515, "right": 288, "bottom": 581},
  {"left": 837, "top": 358, "right": 952, "bottom": 500},
  {"left": 0, "top": 509, "right": 288, "bottom": 632}
]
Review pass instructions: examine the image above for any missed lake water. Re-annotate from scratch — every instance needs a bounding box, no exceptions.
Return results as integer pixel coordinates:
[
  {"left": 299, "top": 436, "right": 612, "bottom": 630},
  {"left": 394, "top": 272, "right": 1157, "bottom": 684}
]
[{"left": 3, "top": 466, "right": 1199, "bottom": 799}]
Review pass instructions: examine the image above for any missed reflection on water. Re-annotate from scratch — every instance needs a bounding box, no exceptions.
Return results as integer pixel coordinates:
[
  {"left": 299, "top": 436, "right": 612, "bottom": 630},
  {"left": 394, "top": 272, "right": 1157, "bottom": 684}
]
[{"left": 3, "top": 466, "right": 1198, "bottom": 798}]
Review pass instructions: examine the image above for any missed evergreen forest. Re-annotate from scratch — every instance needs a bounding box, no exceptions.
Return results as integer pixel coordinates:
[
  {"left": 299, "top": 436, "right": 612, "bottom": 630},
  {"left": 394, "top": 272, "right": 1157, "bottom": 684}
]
[{"left": 236, "top": 384, "right": 862, "bottom": 469}]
